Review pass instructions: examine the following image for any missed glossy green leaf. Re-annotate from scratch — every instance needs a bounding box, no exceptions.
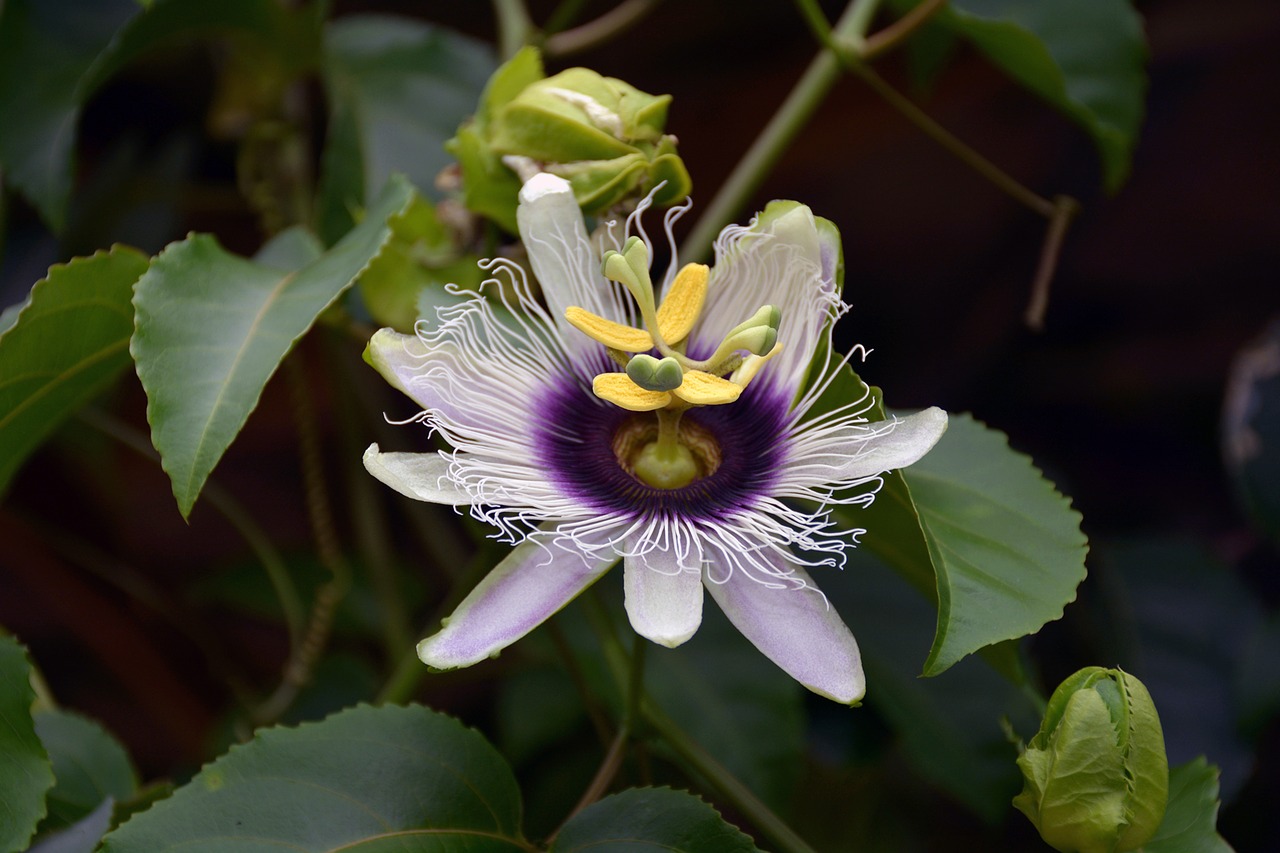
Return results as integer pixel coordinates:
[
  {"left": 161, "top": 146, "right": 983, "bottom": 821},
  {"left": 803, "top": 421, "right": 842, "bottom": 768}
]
[
  {"left": 904, "top": 413, "right": 1088, "bottom": 675},
  {"left": 893, "top": 0, "right": 1147, "bottom": 190},
  {"left": 551, "top": 787, "right": 759, "bottom": 853},
  {"left": 34, "top": 710, "right": 137, "bottom": 830},
  {"left": 1139, "top": 758, "right": 1233, "bottom": 853},
  {"left": 100, "top": 703, "right": 528, "bottom": 852},
  {"left": 0, "top": 636, "right": 55, "bottom": 853},
  {"left": 827, "top": 548, "right": 1039, "bottom": 822},
  {"left": 0, "top": 0, "right": 322, "bottom": 231},
  {"left": 132, "top": 176, "right": 413, "bottom": 518},
  {"left": 317, "top": 15, "right": 494, "bottom": 241},
  {"left": 0, "top": 246, "right": 150, "bottom": 497}
]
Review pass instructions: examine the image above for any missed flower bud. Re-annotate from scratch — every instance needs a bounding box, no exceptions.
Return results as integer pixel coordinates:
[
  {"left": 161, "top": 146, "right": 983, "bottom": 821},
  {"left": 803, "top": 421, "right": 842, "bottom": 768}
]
[
  {"left": 1013, "top": 667, "right": 1169, "bottom": 853},
  {"left": 449, "top": 47, "right": 691, "bottom": 229}
]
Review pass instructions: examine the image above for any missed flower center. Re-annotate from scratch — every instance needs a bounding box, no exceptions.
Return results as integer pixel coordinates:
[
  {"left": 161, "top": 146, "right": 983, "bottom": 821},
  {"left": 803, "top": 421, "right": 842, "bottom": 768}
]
[
  {"left": 611, "top": 413, "right": 722, "bottom": 489},
  {"left": 563, "top": 236, "right": 786, "bottom": 489}
]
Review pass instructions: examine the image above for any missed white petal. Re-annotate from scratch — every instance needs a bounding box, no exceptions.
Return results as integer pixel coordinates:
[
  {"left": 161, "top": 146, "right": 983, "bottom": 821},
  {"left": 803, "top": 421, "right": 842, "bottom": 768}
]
[
  {"left": 705, "top": 550, "right": 864, "bottom": 704},
  {"left": 698, "top": 202, "right": 840, "bottom": 396},
  {"left": 517, "top": 173, "right": 622, "bottom": 356},
  {"left": 418, "top": 528, "right": 616, "bottom": 669},
  {"left": 362, "top": 444, "right": 473, "bottom": 504},
  {"left": 829, "top": 407, "right": 948, "bottom": 480},
  {"left": 624, "top": 544, "right": 704, "bottom": 648}
]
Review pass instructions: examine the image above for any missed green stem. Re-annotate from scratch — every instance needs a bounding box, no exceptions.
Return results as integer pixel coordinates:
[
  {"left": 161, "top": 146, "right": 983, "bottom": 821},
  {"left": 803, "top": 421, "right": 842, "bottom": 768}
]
[
  {"left": 376, "top": 543, "right": 498, "bottom": 705},
  {"left": 642, "top": 703, "right": 818, "bottom": 853},
  {"left": 553, "top": 634, "right": 647, "bottom": 841},
  {"left": 680, "top": 1, "right": 870, "bottom": 262},
  {"left": 850, "top": 63, "right": 1056, "bottom": 217},
  {"left": 492, "top": 0, "right": 535, "bottom": 58},
  {"left": 544, "top": 0, "right": 665, "bottom": 58},
  {"left": 78, "top": 408, "right": 306, "bottom": 647},
  {"left": 328, "top": 332, "right": 413, "bottom": 658},
  {"left": 654, "top": 408, "right": 683, "bottom": 455},
  {"left": 577, "top": 592, "right": 815, "bottom": 853}
]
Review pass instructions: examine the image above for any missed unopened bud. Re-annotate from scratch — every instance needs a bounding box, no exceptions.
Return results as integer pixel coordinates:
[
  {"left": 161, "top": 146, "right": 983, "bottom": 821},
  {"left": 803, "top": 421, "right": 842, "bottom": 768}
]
[{"left": 1013, "top": 667, "right": 1169, "bottom": 853}]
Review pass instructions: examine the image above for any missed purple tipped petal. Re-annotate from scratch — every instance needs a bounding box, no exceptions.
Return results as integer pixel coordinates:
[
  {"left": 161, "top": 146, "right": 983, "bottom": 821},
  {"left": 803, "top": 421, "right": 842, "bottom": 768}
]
[
  {"left": 705, "top": 550, "right": 864, "bottom": 704},
  {"left": 418, "top": 530, "right": 616, "bottom": 669},
  {"left": 624, "top": 545, "right": 704, "bottom": 648},
  {"left": 363, "top": 444, "right": 474, "bottom": 504}
]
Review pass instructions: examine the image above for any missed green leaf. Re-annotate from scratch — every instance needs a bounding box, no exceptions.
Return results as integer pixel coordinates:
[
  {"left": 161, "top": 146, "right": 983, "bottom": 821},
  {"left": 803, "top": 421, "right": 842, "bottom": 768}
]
[
  {"left": 551, "top": 787, "right": 760, "bottom": 852},
  {"left": 0, "top": 246, "right": 150, "bottom": 497},
  {"left": 0, "top": 636, "right": 55, "bottom": 853},
  {"left": 357, "top": 192, "right": 482, "bottom": 332},
  {"left": 1139, "top": 758, "right": 1234, "bottom": 853},
  {"left": 934, "top": 0, "right": 1147, "bottom": 191},
  {"left": 34, "top": 710, "right": 137, "bottom": 830},
  {"left": 904, "top": 413, "right": 1088, "bottom": 675},
  {"left": 827, "top": 548, "right": 1040, "bottom": 823},
  {"left": 100, "top": 703, "right": 528, "bottom": 852},
  {"left": 0, "top": 0, "right": 140, "bottom": 230},
  {"left": 317, "top": 15, "right": 494, "bottom": 242},
  {"left": 132, "top": 175, "right": 413, "bottom": 518}
]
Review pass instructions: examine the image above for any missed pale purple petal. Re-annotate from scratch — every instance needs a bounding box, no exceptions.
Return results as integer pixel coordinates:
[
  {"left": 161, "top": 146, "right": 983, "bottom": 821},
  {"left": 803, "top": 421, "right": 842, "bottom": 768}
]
[
  {"left": 705, "top": 550, "right": 864, "bottom": 704},
  {"left": 363, "top": 444, "right": 474, "bottom": 504},
  {"left": 624, "top": 543, "right": 704, "bottom": 648},
  {"left": 417, "top": 529, "right": 616, "bottom": 669}
]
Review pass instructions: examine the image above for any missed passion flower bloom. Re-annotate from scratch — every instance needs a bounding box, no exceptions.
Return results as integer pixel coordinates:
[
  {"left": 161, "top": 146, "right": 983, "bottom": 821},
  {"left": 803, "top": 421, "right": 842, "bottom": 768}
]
[{"left": 363, "top": 173, "right": 946, "bottom": 703}]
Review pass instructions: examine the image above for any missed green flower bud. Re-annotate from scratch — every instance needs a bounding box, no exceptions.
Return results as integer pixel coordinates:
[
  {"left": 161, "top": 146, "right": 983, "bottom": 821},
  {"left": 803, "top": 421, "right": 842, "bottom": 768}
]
[
  {"left": 1013, "top": 667, "right": 1169, "bottom": 853},
  {"left": 449, "top": 47, "right": 690, "bottom": 227}
]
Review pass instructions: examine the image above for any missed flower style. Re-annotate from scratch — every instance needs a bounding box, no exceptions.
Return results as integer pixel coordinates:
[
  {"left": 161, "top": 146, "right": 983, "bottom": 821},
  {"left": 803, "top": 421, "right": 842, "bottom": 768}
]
[{"left": 363, "top": 173, "right": 947, "bottom": 704}]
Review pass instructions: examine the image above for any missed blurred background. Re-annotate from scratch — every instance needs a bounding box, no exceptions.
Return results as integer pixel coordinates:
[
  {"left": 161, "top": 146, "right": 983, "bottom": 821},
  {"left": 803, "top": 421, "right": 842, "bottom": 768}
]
[{"left": 2, "top": 0, "right": 1277, "bottom": 849}]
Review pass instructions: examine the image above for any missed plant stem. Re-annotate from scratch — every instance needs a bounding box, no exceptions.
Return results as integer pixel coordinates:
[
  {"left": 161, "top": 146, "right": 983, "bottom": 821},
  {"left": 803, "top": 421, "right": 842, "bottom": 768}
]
[
  {"left": 255, "top": 353, "right": 354, "bottom": 725},
  {"left": 493, "top": 0, "right": 535, "bottom": 59},
  {"left": 327, "top": 332, "right": 413, "bottom": 658},
  {"left": 576, "top": 592, "right": 815, "bottom": 853},
  {"left": 862, "top": 0, "right": 948, "bottom": 60},
  {"left": 1024, "top": 194, "right": 1080, "bottom": 330},
  {"left": 681, "top": 0, "right": 871, "bottom": 262},
  {"left": 78, "top": 408, "right": 306, "bottom": 648},
  {"left": 544, "top": 0, "right": 665, "bottom": 58},
  {"left": 553, "top": 634, "right": 647, "bottom": 840},
  {"left": 851, "top": 63, "right": 1055, "bottom": 217},
  {"left": 642, "top": 702, "right": 818, "bottom": 853}
]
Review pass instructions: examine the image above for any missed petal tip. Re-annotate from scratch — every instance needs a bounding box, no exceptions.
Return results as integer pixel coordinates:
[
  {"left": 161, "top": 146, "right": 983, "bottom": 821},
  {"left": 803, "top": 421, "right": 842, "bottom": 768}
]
[{"left": 519, "top": 172, "right": 572, "bottom": 203}]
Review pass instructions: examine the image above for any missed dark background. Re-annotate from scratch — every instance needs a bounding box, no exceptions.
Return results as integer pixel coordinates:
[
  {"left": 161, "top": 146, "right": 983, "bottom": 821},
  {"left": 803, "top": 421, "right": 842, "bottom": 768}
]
[{"left": 2, "top": 0, "right": 1277, "bottom": 849}]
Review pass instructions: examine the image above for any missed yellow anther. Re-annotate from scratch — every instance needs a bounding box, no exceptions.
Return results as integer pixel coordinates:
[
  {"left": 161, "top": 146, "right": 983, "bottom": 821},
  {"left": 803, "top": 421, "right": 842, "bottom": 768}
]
[
  {"left": 566, "top": 306, "right": 655, "bottom": 352},
  {"left": 672, "top": 370, "right": 742, "bottom": 406},
  {"left": 593, "top": 372, "right": 671, "bottom": 411},
  {"left": 655, "top": 263, "right": 708, "bottom": 346},
  {"left": 731, "top": 342, "right": 783, "bottom": 389}
]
